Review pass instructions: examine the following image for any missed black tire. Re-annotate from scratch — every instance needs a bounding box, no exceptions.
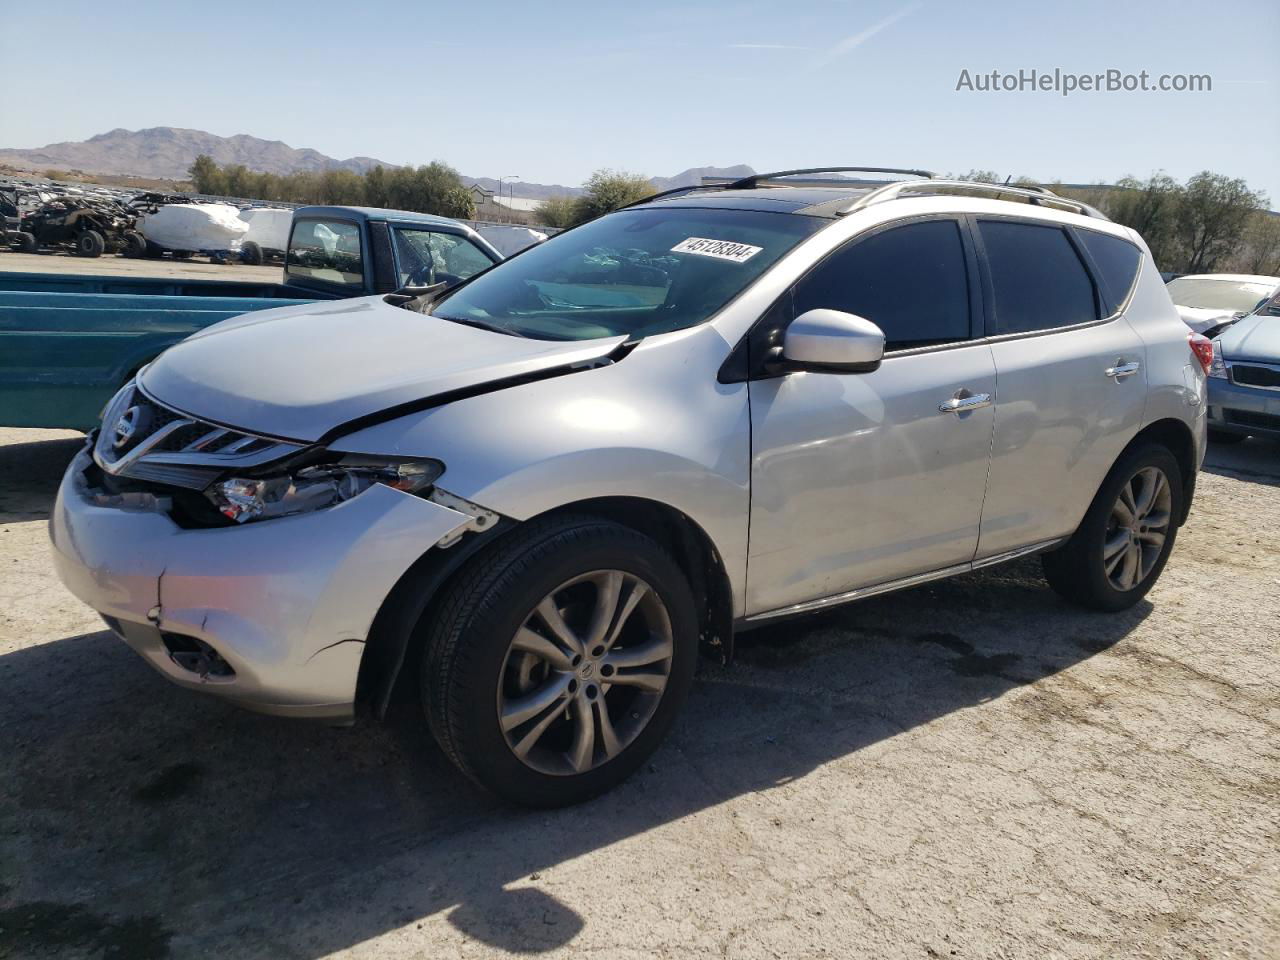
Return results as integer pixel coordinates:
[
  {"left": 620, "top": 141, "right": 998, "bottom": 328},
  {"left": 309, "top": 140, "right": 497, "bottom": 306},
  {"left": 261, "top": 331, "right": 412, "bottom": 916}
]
[
  {"left": 122, "top": 231, "right": 148, "bottom": 259},
  {"left": 240, "top": 241, "right": 263, "bottom": 266},
  {"left": 15, "top": 231, "right": 38, "bottom": 253},
  {"left": 144, "top": 239, "right": 165, "bottom": 259},
  {"left": 75, "top": 230, "right": 105, "bottom": 258},
  {"left": 1208, "top": 428, "right": 1246, "bottom": 445},
  {"left": 422, "top": 515, "right": 698, "bottom": 807},
  {"left": 1042, "top": 443, "right": 1183, "bottom": 612}
]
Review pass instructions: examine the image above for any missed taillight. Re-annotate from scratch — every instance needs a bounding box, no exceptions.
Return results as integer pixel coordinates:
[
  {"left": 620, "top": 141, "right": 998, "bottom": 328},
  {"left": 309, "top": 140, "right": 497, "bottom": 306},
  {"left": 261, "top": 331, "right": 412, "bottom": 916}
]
[{"left": 1188, "top": 333, "right": 1213, "bottom": 374}]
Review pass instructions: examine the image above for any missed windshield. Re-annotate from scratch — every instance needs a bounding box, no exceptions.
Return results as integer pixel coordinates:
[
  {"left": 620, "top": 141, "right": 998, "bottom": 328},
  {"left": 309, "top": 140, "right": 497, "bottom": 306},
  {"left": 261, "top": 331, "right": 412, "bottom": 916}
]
[
  {"left": 431, "top": 207, "right": 823, "bottom": 340},
  {"left": 1166, "top": 277, "right": 1275, "bottom": 315}
]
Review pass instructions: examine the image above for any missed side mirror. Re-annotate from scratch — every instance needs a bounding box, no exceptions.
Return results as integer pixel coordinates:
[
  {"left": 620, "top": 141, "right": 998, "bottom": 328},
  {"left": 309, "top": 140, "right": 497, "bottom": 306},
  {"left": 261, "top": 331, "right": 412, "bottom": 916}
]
[{"left": 781, "top": 309, "right": 886, "bottom": 373}]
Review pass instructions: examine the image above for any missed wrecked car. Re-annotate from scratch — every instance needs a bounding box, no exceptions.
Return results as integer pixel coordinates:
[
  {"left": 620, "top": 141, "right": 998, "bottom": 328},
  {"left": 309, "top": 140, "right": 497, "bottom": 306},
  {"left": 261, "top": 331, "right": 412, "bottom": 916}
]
[
  {"left": 8, "top": 194, "right": 136, "bottom": 257},
  {"left": 0, "top": 206, "right": 501, "bottom": 428},
  {"left": 50, "top": 168, "right": 1207, "bottom": 807}
]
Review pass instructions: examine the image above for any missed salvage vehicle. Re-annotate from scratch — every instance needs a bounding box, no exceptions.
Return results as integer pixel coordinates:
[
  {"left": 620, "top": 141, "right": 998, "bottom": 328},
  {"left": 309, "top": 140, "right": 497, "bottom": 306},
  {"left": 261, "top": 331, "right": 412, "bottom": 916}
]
[
  {"left": 0, "top": 206, "right": 500, "bottom": 429},
  {"left": 50, "top": 168, "right": 1209, "bottom": 807},
  {"left": 1203, "top": 289, "right": 1280, "bottom": 442},
  {"left": 1166, "top": 273, "right": 1280, "bottom": 333},
  {"left": 237, "top": 207, "right": 295, "bottom": 265},
  {"left": 8, "top": 194, "right": 136, "bottom": 257}
]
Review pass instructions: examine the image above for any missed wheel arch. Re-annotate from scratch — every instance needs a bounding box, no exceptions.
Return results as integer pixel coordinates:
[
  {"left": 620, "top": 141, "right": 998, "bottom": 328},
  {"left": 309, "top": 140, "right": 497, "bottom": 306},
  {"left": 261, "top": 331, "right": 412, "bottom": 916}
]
[
  {"left": 1122, "top": 417, "right": 1198, "bottom": 525},
  {"left": 357, "top": 495, "right": 736, "bottom": 720}
]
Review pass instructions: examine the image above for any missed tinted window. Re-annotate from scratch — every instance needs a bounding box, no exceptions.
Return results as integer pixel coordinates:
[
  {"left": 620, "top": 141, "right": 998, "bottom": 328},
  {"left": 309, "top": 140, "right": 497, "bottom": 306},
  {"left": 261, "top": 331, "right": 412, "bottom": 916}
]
[
  {"left": 393, "top": 228, "right": 494, "bottom": 288},
  {"left": 792, "top": 219, "right": 972, "bottom": 350},
  {"left": 979, "top": 221, "right": 1098, "bottom": 334},
  {"left": 286, "top": 219, "right": 364, "bottom": 288},
  {"left": 1077, "top": 229, "right": 1142, "bottom": 314}
]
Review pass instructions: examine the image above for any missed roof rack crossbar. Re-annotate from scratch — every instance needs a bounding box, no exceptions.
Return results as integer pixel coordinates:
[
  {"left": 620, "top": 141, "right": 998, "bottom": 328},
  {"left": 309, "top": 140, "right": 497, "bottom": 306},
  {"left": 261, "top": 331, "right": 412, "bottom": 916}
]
[
  {"left": 839, "top": 179, "right": 1110, "bottom": 220},
  {"left": 727, "top": 167, "right": 936, "bottom": 190}
]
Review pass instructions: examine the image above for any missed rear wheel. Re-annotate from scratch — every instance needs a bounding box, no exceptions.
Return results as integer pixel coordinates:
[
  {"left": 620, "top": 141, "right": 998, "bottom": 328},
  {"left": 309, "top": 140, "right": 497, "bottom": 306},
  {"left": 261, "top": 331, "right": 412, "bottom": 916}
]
[
  {"left": 75, "top": 230, "right": 105, "bottom": 257},
  {"left": 15, "top": 231, "right": 38, "bottom": 253},
  {"left": 1042, "top": 444, "right": 1183, "bottom": 611},
  {"left": 122, "top": 231, "right": 147, "bottom": 258},
  {"left": 240, "top": 241, "right": 263, "bottom": 265},
  {"left": 422, "top": 516, "right": 698, "bottom": 807}
]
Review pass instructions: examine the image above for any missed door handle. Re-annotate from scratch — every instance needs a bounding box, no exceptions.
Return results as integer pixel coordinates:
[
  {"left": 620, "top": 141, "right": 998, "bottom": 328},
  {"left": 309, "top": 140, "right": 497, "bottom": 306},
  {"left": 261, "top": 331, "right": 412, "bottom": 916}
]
[
  {"left": 938, "top": 392, "right": 992, "bottom": 414},
  {"left": 1105, "top": 360, "right": 1141, "bottom": 380}
]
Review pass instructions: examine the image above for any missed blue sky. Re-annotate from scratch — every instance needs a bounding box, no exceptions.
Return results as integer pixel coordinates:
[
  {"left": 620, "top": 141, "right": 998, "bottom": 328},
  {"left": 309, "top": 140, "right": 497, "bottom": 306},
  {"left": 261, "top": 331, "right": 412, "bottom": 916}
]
[{"left": 3, "top": 0, "right": 1277, "bottom": 200}]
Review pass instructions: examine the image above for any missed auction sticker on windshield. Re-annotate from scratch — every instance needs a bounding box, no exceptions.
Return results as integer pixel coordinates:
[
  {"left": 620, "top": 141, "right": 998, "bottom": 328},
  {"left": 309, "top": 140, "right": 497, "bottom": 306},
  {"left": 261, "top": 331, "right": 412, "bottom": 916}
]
[{"left": 670, "top": 237, "right": 763, "bottom": 263}]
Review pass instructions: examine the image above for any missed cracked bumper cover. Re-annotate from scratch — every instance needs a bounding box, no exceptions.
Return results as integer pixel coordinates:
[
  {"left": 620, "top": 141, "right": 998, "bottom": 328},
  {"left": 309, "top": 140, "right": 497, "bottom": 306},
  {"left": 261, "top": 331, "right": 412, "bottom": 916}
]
[{"left": 50, "top": 449, "right": 473, "bottom": 720}]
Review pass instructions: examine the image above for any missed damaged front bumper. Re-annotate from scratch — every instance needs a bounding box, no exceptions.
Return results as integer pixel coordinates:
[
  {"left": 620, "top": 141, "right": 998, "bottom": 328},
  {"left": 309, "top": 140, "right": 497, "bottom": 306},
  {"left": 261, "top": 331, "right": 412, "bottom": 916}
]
[{"left": 50, "top": 448, "right": 475, "bottom": 721}]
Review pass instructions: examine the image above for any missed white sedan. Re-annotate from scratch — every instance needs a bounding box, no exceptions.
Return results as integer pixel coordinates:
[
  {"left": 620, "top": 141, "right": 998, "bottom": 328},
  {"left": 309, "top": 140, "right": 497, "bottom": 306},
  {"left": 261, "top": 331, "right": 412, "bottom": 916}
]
[{"left": 1167, "top": 273, "right": 1280, "bottom": 333}]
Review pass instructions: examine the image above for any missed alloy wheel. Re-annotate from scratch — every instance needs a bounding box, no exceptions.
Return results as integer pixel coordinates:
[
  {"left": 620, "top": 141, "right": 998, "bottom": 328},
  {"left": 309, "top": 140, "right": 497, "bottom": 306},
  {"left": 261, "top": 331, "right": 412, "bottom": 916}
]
[
  {"left": 496, "top": 570, "right": 674, "bottom": 776},
  {"left": 1103, "top": 466, "right": 1172, "bottom": 591}
]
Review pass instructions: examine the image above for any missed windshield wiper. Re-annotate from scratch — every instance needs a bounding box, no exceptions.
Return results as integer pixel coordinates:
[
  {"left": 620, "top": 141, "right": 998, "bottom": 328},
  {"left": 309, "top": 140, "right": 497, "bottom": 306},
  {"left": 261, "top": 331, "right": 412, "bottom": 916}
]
[{"left": 433, "top": 314, "right": 529, "bottom": 338}]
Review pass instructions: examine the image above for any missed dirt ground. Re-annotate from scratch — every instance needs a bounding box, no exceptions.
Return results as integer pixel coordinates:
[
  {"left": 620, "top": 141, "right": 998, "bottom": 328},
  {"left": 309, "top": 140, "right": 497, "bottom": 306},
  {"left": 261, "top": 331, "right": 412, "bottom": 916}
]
[
  {"left": 1, "top": 426, "right": 1277, "bottom": 960},
  {"left": 0, "top": 249, "right": 282, "bottom": 282}
]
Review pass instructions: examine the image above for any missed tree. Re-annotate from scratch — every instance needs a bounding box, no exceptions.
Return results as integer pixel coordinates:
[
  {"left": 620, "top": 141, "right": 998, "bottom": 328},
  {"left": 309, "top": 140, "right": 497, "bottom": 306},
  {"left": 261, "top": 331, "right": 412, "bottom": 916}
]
[
  {"left": 188, "top": 154, "right": 224, "bottom": 195},
  {"left": 1175, "top": 172, "right": 1265, "bottom": 273},
  {"left": 534, "top": 194, "right": 579, "bottom": 228},
  {"left": 1237, "top": 212, "right": 1280, "bottom": 275},
  {"left": 572, "top": 169, "right": 654, "bottom": 224},
  {"left": 318, "top": 168, "right": 365, "bottom": 205},
  {"left": 1104, "top": 173, "right": 1184, "bottom": 271},
  {"left": 364, "top": 165, "right": 389, "bottom": 208}
]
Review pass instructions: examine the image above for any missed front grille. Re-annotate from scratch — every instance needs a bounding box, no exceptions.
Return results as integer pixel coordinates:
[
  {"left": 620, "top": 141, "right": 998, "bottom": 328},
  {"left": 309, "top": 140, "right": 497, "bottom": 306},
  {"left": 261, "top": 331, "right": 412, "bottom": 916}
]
[
  {"left": 1224, "top": 409, "right": 1280, "bottom": 432},
  {"left": 93, "top": 381, "right": 305, "bottom": 490},
  {"left": 1231, "top": 364, "right": 1280, "bottom": 390}
]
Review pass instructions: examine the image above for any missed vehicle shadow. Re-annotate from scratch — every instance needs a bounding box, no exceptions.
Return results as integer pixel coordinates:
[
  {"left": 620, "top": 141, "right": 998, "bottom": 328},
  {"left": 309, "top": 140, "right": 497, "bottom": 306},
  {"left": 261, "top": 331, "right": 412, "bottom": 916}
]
[
  {"left": 0, "top": 548, "right": 1152, "bottom": 957},
  {"left": 0, "top": 434, "right": 83, "bottom": 522},
  {"left": 1202, "top": 435, "right": 1280, "bottom": 486}
]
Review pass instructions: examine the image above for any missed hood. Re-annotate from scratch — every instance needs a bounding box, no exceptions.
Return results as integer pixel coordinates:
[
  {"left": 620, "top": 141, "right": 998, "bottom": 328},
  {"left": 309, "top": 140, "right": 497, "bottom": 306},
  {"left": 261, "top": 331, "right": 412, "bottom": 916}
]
[
  {"left": 1176, "top": 304, "right": 1238, "bottom": 334},
  {"left": 141, "top": 295, "right": 625, "bottom": 441},
  {"left": 1217, "top": 312, "right": 1280, "bottom": 362}
]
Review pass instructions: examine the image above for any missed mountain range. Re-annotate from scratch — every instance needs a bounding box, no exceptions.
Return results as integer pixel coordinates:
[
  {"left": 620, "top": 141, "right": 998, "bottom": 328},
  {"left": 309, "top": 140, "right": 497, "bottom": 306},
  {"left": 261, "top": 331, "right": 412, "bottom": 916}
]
[{"left": 0, "top": 127, "right": 755, "bottom": 199}]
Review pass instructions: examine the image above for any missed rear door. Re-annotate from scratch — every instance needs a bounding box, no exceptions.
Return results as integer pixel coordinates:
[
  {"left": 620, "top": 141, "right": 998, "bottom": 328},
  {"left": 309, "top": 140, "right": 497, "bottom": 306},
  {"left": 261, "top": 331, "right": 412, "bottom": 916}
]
[
  {"left": 746, "top": 216, "right": 997, "bottom": 615},
  {"left": 973, "top": 219, "right": 1147, "bottom": 557}
]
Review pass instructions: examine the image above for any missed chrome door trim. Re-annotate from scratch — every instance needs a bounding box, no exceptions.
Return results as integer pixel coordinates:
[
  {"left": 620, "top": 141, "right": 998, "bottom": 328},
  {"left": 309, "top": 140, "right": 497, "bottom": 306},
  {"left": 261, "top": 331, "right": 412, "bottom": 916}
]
[
  {"left": 743, "top": 538, "right": 1064, "bottom": 623},
  {"left": 1104, "top": 360, "right": 1142, "bottom": 380},
  {"left": 939, "top": 392, "right": 993, "bottom": 414}
]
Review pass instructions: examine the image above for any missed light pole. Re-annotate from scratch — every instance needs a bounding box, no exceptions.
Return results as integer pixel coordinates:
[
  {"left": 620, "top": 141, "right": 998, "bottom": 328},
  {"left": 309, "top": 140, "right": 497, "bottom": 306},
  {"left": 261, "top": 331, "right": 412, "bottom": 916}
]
[{"left": 497, "top": 175, "right": 519, "bottom": 223}]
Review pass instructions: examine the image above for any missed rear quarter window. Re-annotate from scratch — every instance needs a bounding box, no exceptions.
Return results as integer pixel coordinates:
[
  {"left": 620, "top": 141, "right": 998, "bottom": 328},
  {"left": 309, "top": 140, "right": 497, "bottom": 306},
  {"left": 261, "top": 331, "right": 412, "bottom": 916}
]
[
  {"left": 979, "top": 220, "right": 1098, "bottom": 335},
  {"left": 1077, "top": 229, "right": 1142, "bottom": 315}
]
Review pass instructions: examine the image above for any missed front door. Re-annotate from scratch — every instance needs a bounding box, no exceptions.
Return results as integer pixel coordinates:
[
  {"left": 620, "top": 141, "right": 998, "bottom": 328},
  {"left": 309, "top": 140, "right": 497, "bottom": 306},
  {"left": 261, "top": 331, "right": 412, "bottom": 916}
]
[{"left": 746, "top": 217, "right": 996, "bottom": 616}]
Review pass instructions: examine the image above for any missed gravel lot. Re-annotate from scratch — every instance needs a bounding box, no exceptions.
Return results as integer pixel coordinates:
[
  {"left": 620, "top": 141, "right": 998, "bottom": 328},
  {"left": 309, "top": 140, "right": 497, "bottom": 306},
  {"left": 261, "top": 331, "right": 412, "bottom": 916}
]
[{"left": 1, "top": 425, "right": 1277, "bottom": 960}]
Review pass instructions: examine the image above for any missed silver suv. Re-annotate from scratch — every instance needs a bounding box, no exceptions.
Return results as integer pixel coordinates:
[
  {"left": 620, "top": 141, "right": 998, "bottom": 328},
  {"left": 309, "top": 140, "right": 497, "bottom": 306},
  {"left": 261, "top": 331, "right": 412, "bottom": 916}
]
[{"left": 51, "top": 168, "right": 1209, "bottom": 806}]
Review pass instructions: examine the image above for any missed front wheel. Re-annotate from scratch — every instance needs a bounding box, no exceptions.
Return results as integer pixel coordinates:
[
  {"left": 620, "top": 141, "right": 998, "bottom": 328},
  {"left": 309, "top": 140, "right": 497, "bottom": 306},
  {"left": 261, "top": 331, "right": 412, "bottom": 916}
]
[
  {"left": 1042, "top": 444, "right": 1183, "bottom": 611},
  {"left": 422, "top": 516, "right": 698, "bottom": 807}
]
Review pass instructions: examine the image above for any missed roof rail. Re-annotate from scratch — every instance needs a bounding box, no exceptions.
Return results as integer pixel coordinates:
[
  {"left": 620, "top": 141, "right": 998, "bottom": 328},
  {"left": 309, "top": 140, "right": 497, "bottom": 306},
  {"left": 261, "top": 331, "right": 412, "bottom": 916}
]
[
  {"left": 620, "top": 184, "right": 716, "bottom": 209},
  {"left": 840, "top": 179, "right": 1109, "bottom": 220},
  {"left": 726, "top": 166, "right": 937, "bottom": 189}
]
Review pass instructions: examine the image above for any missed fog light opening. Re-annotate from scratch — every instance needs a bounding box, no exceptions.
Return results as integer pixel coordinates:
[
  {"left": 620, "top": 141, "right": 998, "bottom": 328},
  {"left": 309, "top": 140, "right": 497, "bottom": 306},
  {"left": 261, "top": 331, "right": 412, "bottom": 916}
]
[{"left": 162, "top": 633, "right": 236, "bottom": 680}]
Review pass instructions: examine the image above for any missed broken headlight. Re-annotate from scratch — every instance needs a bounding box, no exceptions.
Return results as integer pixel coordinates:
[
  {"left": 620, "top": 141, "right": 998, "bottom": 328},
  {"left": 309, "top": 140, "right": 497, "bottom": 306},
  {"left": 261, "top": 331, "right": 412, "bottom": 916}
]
[{"left": 206, "top": 457, "right": 443, "bottom": 524}]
